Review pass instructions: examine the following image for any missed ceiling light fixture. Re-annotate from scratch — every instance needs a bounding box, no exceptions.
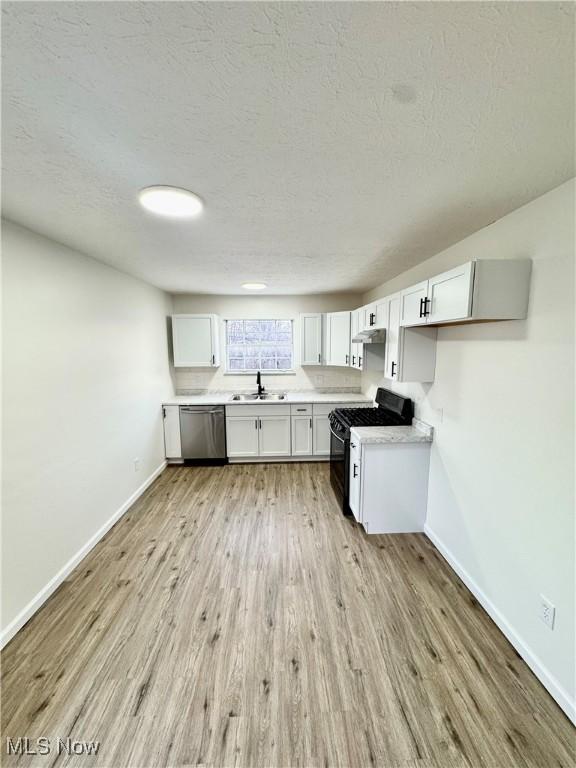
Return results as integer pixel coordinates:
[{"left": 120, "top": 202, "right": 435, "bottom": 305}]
[
  {"left": 138, "top": 186, "right": 203, "bottom": 218},
  {"left": 242, "top": 282, "right": 267, "bottom": 290}
]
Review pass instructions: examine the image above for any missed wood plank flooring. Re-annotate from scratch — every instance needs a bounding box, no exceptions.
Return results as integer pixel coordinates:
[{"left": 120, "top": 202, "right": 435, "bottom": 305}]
[{"left": 1, "top": 463, "right": 574, "bottom": 768}]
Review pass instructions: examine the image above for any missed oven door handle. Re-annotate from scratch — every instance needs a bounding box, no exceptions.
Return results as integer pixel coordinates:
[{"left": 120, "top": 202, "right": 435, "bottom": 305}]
[{"left": 329, "top": 426, "right": 346, "bottom": 444}]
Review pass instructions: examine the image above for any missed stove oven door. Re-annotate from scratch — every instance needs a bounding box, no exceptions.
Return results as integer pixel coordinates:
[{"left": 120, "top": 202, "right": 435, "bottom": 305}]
[{"left": 329, "top": 421, "right": 351, "bottom": 515}]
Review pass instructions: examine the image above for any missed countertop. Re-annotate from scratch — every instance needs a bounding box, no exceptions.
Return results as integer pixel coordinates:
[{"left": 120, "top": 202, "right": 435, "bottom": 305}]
[
  {"left": 162, "top": 391, "right": 371, "bottom": 406},
  {"left": 351, "top": 418, "right": 433, "bottom": 445}
]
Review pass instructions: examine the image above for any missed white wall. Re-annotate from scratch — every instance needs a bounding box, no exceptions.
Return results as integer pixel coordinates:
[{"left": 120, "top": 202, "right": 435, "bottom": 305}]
[
  {"left": 362, "top": 179, "right": 575, "bottom": 719},
  {"left": 1, "top": 220, "right": 174, "bottom": 643},
  {"left": 171, "top": 293, "right": 362, "bottom": 392}
]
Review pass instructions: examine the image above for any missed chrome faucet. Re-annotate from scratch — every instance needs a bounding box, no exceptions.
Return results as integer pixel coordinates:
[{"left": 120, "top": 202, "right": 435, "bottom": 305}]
[{"left": 256, "top": 370, "right": 265, "bottom": 395}]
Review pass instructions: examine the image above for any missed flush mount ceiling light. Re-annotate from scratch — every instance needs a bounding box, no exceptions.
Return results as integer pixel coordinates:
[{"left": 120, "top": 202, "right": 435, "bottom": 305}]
[
  {"left": 138, "top": 186, "right": 203, "bottom": 218},
  {"left": 242, "top": 282, "right": 267, "bottom": 290}
]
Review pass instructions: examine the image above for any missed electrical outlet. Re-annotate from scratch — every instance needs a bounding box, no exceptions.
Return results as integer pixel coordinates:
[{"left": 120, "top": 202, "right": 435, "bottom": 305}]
[
  {"left": 133, "top": 458, "right": 141, "bottom": 473},
  {"left": 539, "top": 595, "right": 555, "bottom": 629}
]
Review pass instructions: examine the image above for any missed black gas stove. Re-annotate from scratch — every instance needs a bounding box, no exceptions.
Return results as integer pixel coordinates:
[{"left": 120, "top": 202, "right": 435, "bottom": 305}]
[{"left": 329, "top": 387, "right": 413, "bottom": 515}]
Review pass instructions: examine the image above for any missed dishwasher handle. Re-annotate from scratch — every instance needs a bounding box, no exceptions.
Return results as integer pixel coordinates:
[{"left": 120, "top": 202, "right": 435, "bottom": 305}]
[{"left": 180, "top": 407, "right": 224, "bottom": 414}]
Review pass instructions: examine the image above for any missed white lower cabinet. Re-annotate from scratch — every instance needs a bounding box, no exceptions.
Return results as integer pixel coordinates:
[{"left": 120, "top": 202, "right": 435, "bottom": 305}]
[
  {"left": 258, "top": 415, "right": 291, "bottom": 456},
  {"left": 291, "top": 414, "right": 313, "bottom": 456},
  {"left": 312, "top": 413, "right": 331, "bottom": 456},
  {"left": 226, "top": 405, "right": 290, "bottom": 458},
  {"left": 163, "top": 405, "right": 182, "bottom": 459},
  {"left": 225, "top": 401, "right": 371, "bottom": 460},
  {"left": 348, "top": 437, "right": 362, "bottom": 518},
  {"left": 349, "top": 432, "right": 431, "bottom": 534},
  {"left": 226, "top": 415, "right": 260, "bottom": 457}
]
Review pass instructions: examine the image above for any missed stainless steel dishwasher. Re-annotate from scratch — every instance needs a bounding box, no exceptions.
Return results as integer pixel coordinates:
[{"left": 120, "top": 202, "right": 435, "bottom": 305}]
[{"left": 179, "top": 405, "right": 227, "bottom": 463}]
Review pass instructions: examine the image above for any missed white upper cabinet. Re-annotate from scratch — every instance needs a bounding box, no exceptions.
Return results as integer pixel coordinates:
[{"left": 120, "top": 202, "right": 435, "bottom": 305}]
[
  {"left": 384, "top": 294, "right": 401, "bottom": 380},
  {"left": 360, "top": 299, "right": 388, "bottom": 331},
  {"left": 172, "top": 314, "right": 220, "bottom": 367},
  {"left": 300, "top": 313, "right": 323, "bottom": 365},
  {"left": 427, "top": 262, "right": 474, "bottom": 324},
  {"left": 400, "top": 280, "right": 429, "bottom": 327},
  {"left": 325, "top": 311, "right": 351, "bottom": 367},
  {"left": 350, "top": 309, "right": 363, "bottom": 370},
  {"left": 399, "top": 260, "right": 531, "bottom": 327},
  {"left": 385, "top": 293, "right": 437, "bottom": 383}
]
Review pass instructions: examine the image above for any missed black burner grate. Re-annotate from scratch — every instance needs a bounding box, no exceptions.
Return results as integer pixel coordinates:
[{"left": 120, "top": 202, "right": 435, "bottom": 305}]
[{"left": 332, "top": 407, "right": 401, "bottom": 428}]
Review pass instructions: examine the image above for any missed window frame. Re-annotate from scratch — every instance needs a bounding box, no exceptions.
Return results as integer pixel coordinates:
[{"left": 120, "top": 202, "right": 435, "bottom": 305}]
[{"left": 224, "top": 318, "right": 295, "bottom": 375}]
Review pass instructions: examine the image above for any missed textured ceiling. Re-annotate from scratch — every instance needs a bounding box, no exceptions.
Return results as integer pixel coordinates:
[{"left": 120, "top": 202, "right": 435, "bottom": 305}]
[{"left": 2, "top": 2, "right": 574, "bottom": 294}]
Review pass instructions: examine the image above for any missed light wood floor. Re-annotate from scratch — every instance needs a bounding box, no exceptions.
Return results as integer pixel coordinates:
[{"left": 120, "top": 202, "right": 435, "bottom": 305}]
[{"left": 1, "top": 463, "right": 574, "bottom": 768}]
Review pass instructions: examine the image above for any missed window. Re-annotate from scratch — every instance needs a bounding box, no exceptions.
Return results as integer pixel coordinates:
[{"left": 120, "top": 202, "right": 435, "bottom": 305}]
[{"left": 226, "top": 320, "right": 293, "bottom": 372}]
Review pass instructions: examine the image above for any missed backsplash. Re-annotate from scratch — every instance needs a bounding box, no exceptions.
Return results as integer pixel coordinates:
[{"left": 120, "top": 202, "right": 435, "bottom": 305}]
[{"left": 174, "top": 365, "right": 361, "bottom": 395}]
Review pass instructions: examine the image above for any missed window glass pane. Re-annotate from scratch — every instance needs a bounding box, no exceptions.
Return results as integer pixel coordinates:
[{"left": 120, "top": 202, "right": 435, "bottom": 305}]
[
  {"left": 275, "top": 320, "right": 292, "bottom": 342},
  {"left": 226, "top": 319, "right": 293, "bottom": 372},
  {"left": 227, "top": 320, "right": 245, "bottom": 344},
  {"left": 244, "top": 320, "right": 261, "bottom": 343}
]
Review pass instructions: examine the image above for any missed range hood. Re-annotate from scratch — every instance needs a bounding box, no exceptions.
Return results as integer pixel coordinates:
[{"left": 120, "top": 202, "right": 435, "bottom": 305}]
[{"left": 351, "top": 328, "right": 386, "bottom": 344}]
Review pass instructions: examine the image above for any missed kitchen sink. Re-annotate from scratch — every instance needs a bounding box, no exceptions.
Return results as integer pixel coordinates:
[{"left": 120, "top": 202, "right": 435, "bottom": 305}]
[{"left": 229, "top": 392, "right": 287, "bottom": 401}]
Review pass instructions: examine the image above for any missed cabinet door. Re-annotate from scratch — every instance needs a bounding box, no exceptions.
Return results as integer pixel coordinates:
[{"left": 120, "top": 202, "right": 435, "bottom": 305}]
[
  {"left": 291, "top": 415, "right": 313, "bottom": 456},
  {"left": 363, "top": 303, "right": 377, "bottom": 331},
  {"left": 226, "top": 416, "right": 259, "bottom": 457},
  {"left": 312, "top": 414, "right": 331, "bottom": 456},
  {"left": 374, "top": 298, "right": 388, "bottom": 329},
  {"left": 349, "top": 441, "right": 362, "bottom": 521},
  {"left": 172, "top": 315, "right": 219, "bottom": 367},
  {"left": 427, "top": 262, "right": 474, "bottom": 324},
  {"left": 163, "top": 405, "right": 182, "bottom": 459},
  {"left": 326, "top": 312, "right": 351, "bottom": 367},
  {"left": 350, "top": 310, "right": 361, "bottom": 369},
  {"left": 385, "top": 295, "right": 401, "bottom": 380},
  {"left": 258, "top": 415, "right": 291, "bottom": 456},
  {"left": 400, "top": 281, "right": 429, "bottom": 327},
  {"left": 300, "top": 313, "right": 323, "bottom": 365}
]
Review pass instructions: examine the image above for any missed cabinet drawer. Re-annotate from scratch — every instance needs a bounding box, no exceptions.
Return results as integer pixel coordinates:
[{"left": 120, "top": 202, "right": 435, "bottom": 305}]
[{"left": 291, "top": 403, "right": 312, "bottom": 415}]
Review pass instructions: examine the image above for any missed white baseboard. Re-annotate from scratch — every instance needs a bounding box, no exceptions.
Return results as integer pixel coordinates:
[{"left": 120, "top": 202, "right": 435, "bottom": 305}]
[
  {"left": 0, "top": 461, "right": 167, "bottom": 649},
  {"left": 424, "top": 524, "right": 575, "bottom": 724}
]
